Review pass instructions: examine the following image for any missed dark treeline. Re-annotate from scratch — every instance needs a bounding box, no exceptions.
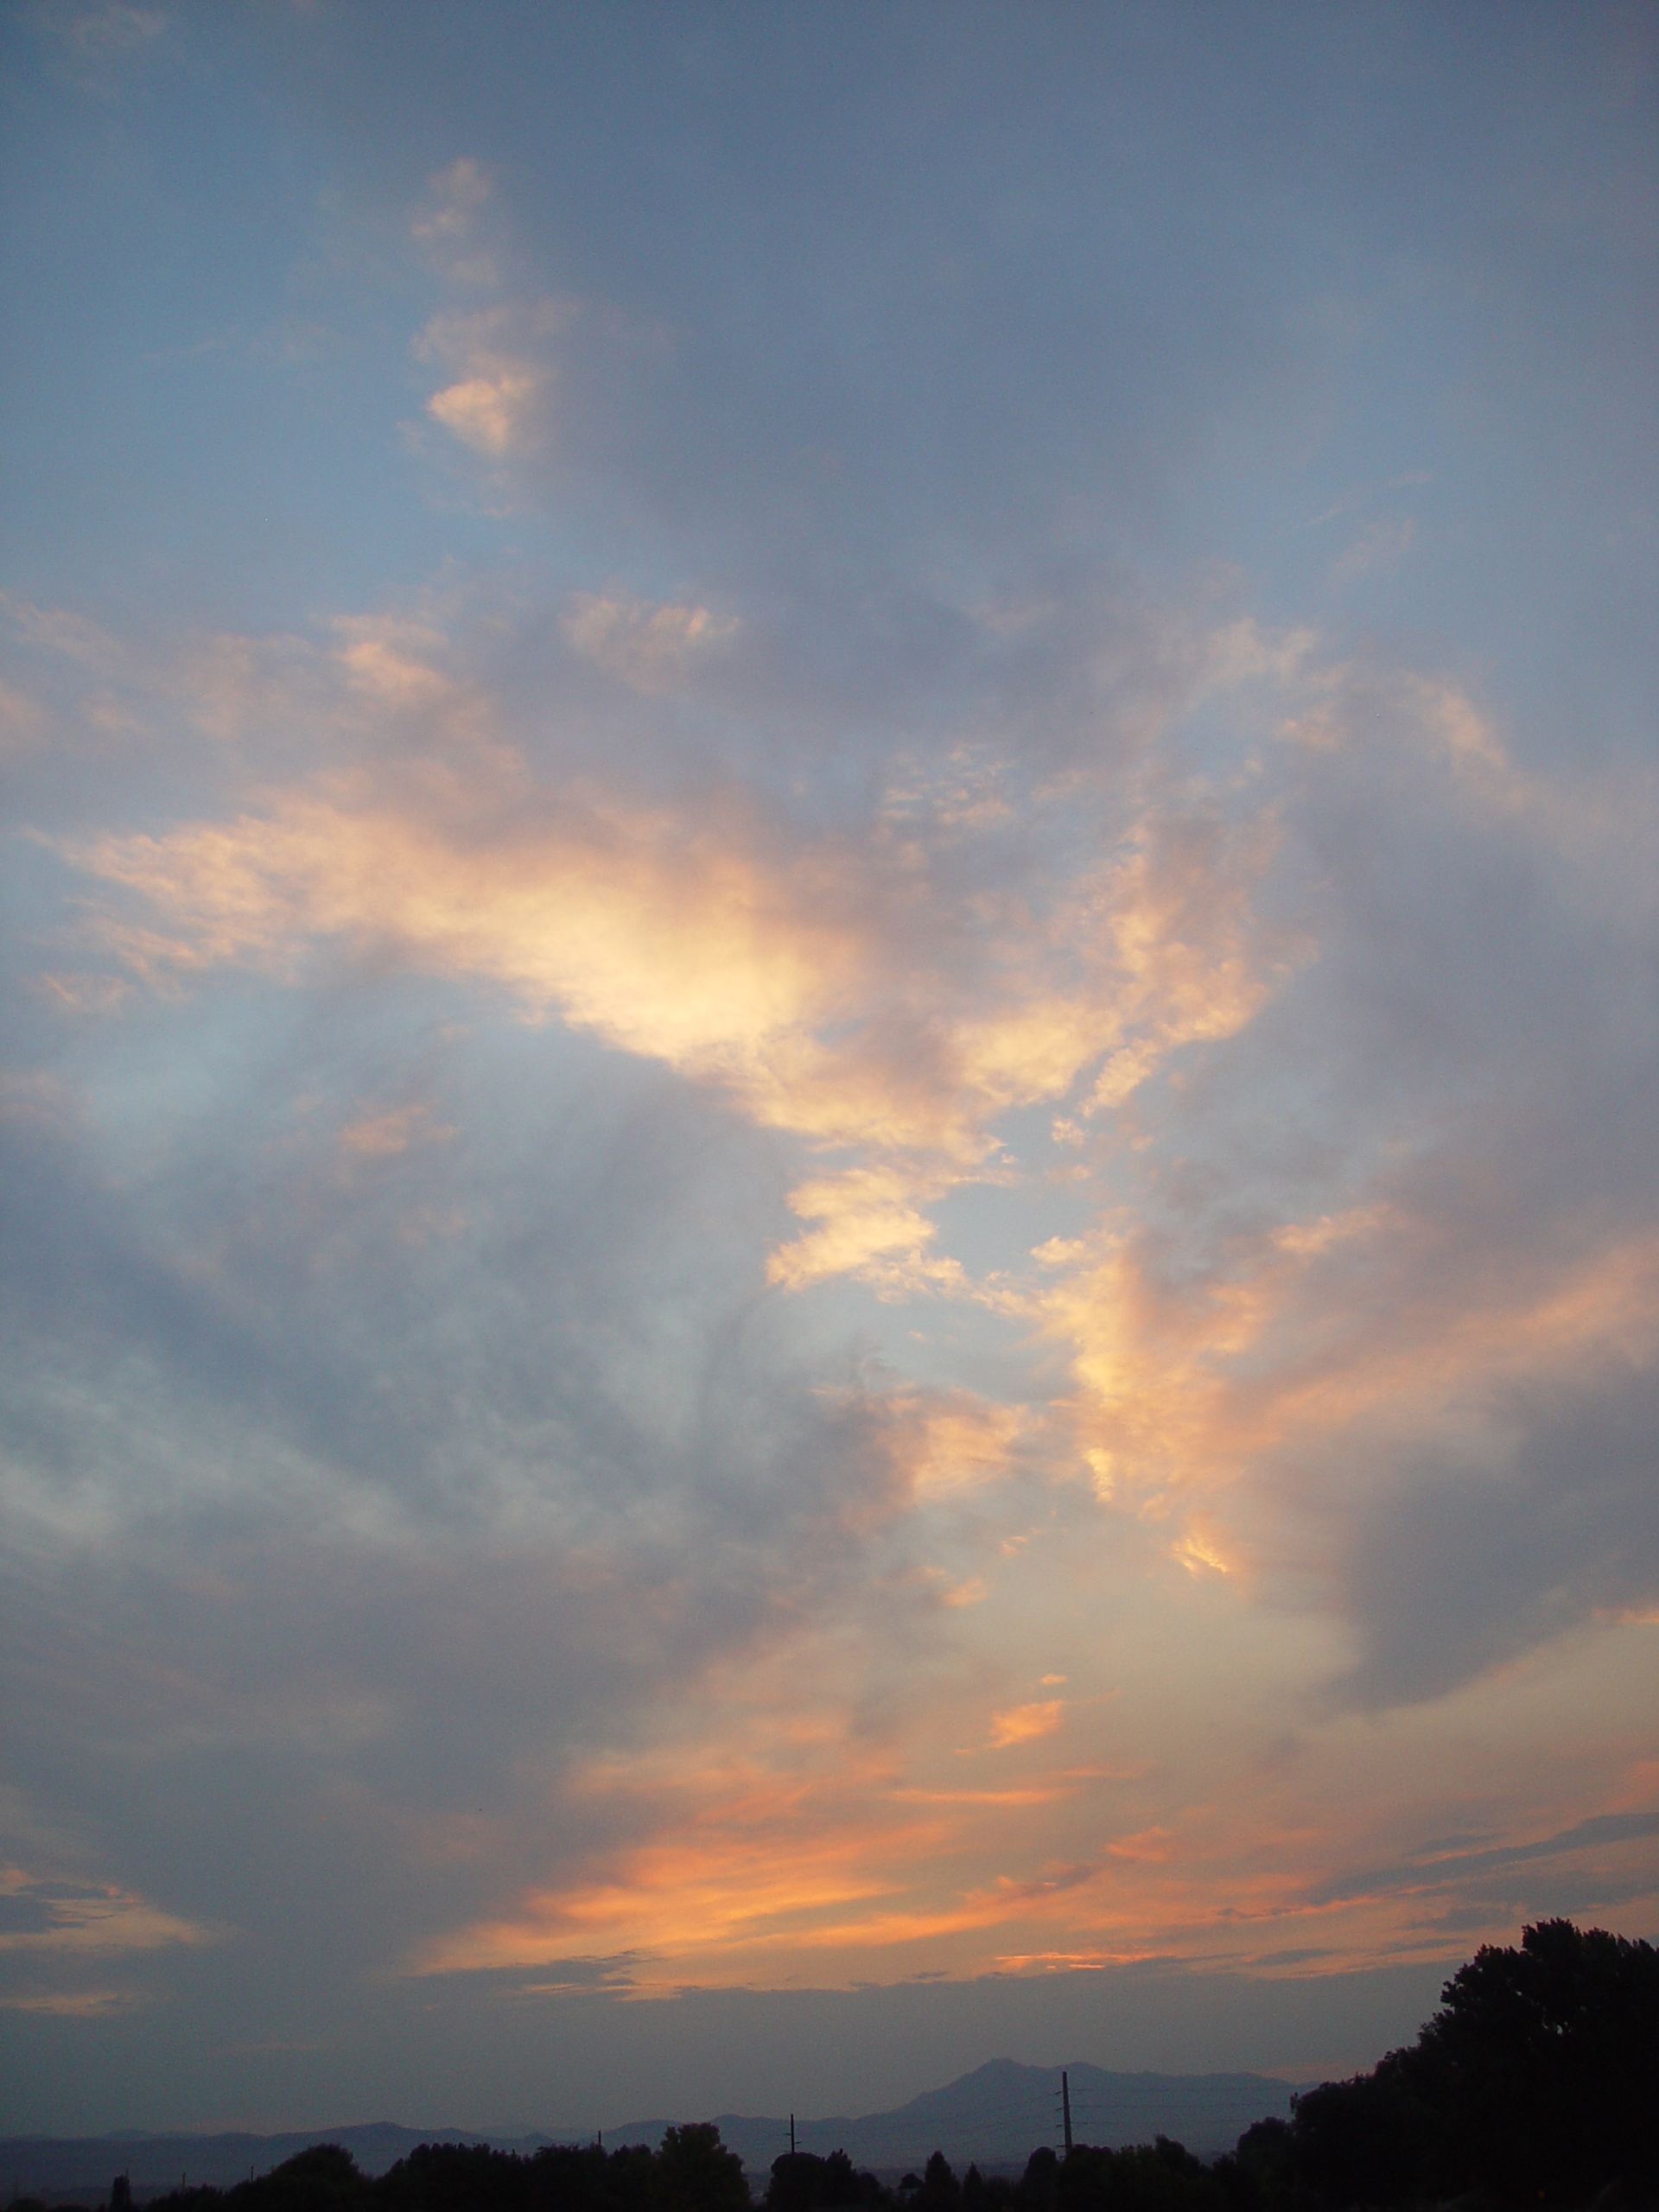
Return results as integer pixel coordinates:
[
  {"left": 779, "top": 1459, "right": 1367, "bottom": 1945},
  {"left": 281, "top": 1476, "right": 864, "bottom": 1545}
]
[
  {"left": 1231, "top": 1918, "right": 1658, "bottom": 2210},
  {"left": 44, "top": 1922, "right": 1658, "bottom": 2212}
]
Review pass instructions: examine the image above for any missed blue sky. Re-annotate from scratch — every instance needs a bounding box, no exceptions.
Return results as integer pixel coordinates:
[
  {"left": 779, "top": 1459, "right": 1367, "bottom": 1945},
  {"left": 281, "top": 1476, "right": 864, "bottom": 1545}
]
[{"left": 2, "top": 0, "right": 1656, "bottom": 2137}]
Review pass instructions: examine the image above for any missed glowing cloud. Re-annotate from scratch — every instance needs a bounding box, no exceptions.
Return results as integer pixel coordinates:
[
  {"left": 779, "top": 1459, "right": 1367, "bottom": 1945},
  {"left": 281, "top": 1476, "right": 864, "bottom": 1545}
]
[{"left": 988, "top": 1701, "right": 1066, "bottom": 1750}]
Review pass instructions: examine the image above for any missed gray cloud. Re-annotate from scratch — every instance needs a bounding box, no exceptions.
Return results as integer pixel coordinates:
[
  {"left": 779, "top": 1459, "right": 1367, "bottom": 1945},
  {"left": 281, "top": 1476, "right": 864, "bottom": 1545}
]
[
  {"left": 0, "top": 961, "right": 949, "bottom": 2025},
  {"left": 1311, "top": 1809, "right": 1659, "bottom": 1910},
  {"left": 1333, "top": 1361, "right": 1659, "bottom": 1707}
]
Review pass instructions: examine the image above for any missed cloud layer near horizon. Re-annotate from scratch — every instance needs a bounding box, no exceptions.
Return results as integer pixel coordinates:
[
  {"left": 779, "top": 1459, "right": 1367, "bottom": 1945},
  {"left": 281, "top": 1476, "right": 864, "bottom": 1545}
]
[{"left": 2, "top": 0, "right": 1656, "bottom": 2133}]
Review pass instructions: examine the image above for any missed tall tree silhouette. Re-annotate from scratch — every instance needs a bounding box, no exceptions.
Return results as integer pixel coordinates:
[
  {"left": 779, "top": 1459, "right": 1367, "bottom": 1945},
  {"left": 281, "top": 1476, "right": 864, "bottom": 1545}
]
[{"left": 1283, "top": 1920, "right": 1659, "bottom": 2207}]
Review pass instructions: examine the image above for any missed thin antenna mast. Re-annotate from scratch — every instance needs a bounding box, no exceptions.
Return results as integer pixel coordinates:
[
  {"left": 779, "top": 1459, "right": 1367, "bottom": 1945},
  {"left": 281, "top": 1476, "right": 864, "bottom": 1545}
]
[{"left": 791, "top": 2114, "right": 797, "bottom": 2158}]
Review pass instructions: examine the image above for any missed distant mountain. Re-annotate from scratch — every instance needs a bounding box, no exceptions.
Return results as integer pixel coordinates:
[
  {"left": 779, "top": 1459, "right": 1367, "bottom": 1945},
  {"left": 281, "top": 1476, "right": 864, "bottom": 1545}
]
[
  {"left": 0, "top": 2060, "right": 1295, "bottom": 2201},
  {"left": 0, "top": 2125, "right": 552, "bottom": 2199},
  {"left": 610, "top": 2058, "right": 1294, "bottom": 2171}
]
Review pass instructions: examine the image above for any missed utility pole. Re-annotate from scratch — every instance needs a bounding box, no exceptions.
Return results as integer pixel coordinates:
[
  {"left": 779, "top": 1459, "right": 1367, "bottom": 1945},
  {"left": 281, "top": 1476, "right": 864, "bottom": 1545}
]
[
  {"left": 790, "top": 2114, "right": 796, "bottom": 2158},
  {"left": 1061, "top": 2072, "right": 1072, "bottom": 2156}
]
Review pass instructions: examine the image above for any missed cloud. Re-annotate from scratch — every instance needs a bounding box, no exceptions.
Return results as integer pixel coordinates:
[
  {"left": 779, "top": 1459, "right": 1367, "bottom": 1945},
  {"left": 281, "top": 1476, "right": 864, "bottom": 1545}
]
[
  {"left": 29, "top": 0, "right": 168, "bottom": 73},
  {"left": 0, "top": 677, "right": 48, "bottom": 759},
  {"left": 1333, "top": 1358, "right": 1659, "bottom": 1707},
  {"left": 28, "top": 588, "right": 1659, "bottom": 1734},
  {"left": 988, "top": 1702, "right": 1065, "bottom": 1750},
  {"left": 562, "top": 594, "right": 739, "bottom": 695},
  {"left": 1, "top": 971, "right": 1060, "bottom": 2013},
  {"left": 427, "top": 365, "right": 545, "bottom": 460},
  {"left": 0, "top": 1868, "right": 208, "bottom": 1957},
  {"left": 332, "top": 616, "right": 459, "bottom": 712},
  {"left": 1, "top": 589, "right": 333, "bottom": 778},
  {"left": 336, "top": 1103, "right": 456, "bottom": 1164},
  {"left": 5, "top": 109, "right": 1656, "bottom": 2057},
  {"left": 2, "top": 594, "right": 125, "bottom": 671},
  {"left": 412, "top": 158, "right": 498, "bottom": 287},
  {"left": 414, "top": 295, "right": 660, "bottom": 478},
  {"left": 767, "top": 1166, "right": 961, "bottom": 1296},
  {"left": 1332, "top": 516, "right": 1415, "bottom": 585},
  {"left": 36, "top": 585, "right": 1302, "bottom": 1328},
  {"left": 53, "top": 757, "right": 1281, "bottom": 1281},
  {"left": 69, "top": 3, "right": 165, "bottom": 54}
]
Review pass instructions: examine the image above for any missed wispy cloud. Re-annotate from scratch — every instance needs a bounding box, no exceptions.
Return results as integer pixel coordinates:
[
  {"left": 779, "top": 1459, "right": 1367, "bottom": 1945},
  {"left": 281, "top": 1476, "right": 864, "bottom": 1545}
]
[
  {"left": 0, "top": 1867, "right": 209, "bottom": 1956},
  {"left": 563, "top": 593, "right": 739, "bottom": 695}
]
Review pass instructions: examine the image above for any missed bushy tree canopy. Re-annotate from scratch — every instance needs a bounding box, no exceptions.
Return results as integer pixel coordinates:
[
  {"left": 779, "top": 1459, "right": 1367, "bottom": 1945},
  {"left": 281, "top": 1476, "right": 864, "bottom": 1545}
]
[{"left": 1268, "top": 1920, "right": 1659, "bottom": 2209}]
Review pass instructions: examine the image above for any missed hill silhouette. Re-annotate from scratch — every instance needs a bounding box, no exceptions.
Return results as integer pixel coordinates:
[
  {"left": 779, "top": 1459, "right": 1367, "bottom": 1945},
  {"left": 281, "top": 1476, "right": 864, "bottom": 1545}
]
[
  {"left": 0, "top": 2066, "right": 1291, "bottom": 2197},
  {"left": 605, "top": 2063, "right": 1292, "bottom": 2171}
]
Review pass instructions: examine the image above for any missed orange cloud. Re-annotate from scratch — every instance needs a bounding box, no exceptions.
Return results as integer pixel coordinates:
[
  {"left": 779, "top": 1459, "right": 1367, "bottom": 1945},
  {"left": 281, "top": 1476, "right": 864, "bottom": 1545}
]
[
  {"left": 397, "top": 1589, "right": 1659, "bottom": 1994},
  {"left": 54, "top": 700, "right": 1292, "bottom": 1313},
  {"left": 767, "top": 1166, "right": 961, "bottom": 1294},
  {"left": 416, "top": 305, "right": 571, "bottom": 461},
  {"left": 0, "top": 1867, "right": 212, "bottom": 1956},
  {"left": 60, "top": 789, "right": 859, "bottom": 1091},
  {"left": 336, "top": 1103, "right": 456, "bottom": 1163},
  {"left": 988, "top": 1700, "right": 1065, "bottom": 1749},
  {"left": 1040, "top": 1201, "right": 1659, "bottom": 1573}
]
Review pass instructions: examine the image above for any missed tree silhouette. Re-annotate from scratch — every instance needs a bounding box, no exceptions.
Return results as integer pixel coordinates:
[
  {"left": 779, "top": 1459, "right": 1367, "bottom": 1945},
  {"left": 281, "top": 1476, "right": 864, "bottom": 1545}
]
[
  {"left": 766, "top": 2150, "right": 878, "bottom": 2212},
  {"left": 1414, "top": 1916, "right": 1659, "bottom": 2203},
  {"left": 918, "top": 2154, "right": 961, "bottom": 2212},
  {"left": 657, "top": 2126, "right": 752, "bottom": 2212},
  {"left": 1275, "top": 1919, "right": 1659, "bottom": 2208}
]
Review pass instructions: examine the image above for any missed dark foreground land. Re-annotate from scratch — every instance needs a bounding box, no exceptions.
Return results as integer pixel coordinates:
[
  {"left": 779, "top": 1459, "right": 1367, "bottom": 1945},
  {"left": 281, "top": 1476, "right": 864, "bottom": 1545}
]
[{"left": 15, "top": 1922, "right": 1657, "bottom": 2212}]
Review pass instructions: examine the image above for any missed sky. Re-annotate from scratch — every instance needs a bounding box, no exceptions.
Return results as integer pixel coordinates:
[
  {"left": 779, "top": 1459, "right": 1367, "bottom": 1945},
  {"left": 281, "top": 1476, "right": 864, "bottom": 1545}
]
[{"left": 2, "top": 0, "right": 1657, "bottom": 2141}]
